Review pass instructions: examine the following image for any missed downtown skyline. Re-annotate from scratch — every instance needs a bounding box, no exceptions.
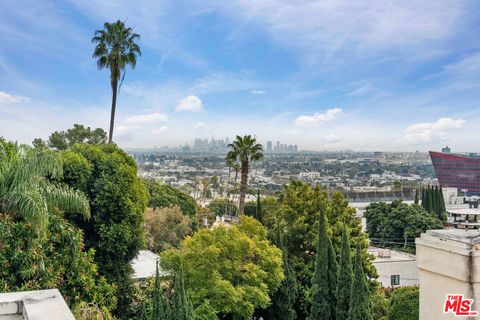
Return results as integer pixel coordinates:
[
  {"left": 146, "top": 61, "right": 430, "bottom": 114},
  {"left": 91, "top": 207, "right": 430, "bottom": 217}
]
[{"left": 1, "top": 0, "right": 480, "bottom": 152}]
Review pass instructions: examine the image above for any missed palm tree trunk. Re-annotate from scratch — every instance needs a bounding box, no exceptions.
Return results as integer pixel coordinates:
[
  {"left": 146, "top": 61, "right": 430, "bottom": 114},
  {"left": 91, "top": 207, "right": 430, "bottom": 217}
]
[
  {"left": 238, "top": 160, "right": 249, "bottom": 216},
  {"left": 108, "top": 78, "right": 118, "bottom": 144}
]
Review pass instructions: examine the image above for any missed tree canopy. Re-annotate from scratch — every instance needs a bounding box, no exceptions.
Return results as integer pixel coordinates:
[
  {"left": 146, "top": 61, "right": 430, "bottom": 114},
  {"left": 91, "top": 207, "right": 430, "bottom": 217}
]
[
  {"left": 364, "top": 200, "right": 442, "bottom": 251},
  {"left": 34, "top": 124, "right": 107, "bottom": 150},
  {"left": 387, "top": 286, "right": 419, "bottom": 320},
  {"left": 144, "top": 207, "right": 192, "bottom": 253},
  {"left": 145, "top": 179, "right": 198, "bottom": 217},
  {"left": 59, "top": 143, "right": 148, "bottom": 317},
  {"left": 162, "top": 216, "right": 284, "bottom": 320},
  {"left": 261, "top": 181, "right": 374, "bottom": 317}
]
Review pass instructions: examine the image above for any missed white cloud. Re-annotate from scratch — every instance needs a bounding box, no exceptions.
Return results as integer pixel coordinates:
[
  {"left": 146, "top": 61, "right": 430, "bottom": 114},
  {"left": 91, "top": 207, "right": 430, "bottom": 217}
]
[
  {"left": 123, "top": 112, "right": 168, "bottom": 124},
  {"left": 152, "top": 126, "right": 168, "bottom": 134},
  {"left": 175, "top": 95, "right": 204, "bottom": 112},
  {"left": 325, "top": 133, "right": 341, "bottom": 143},
  {"left": 194, "top": 121, "right": 206, "bottom": 128},
  {"left": 295, "top": 108, "right": 343, "bottom": 126},
  {"left": 214, "top": 1, "right": 469, "bottom": 66},
  {"left": 400, "top": 117, "right": 466, "bottom": 143},
  {"left": 0, "top": 91, "right": 29, "bottom": 103},
  {"left": 251, "top": 90, "right": 266, "bottom": 95}
]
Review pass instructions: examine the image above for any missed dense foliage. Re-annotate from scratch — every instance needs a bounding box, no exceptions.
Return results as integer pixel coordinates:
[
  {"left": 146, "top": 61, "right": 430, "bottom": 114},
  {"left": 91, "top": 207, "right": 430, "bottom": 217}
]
[
  {"left": 262, "top": 181, "right": 374, "bottom": 317},
  {"left": 162, "top": 216, "right": 284, "bottom": 319},
  {"left": 34, "top": 124, "right": 107, "bottom": 150},
  {"left": 310, "top": 211, "right": 337, "bottom": 319},
  {"left": 0, "top": 211, "right": 116, "bottom": 315},
  {"left": 364, "top": 200, "right": 442, "bottom": 251},
  {"left": 421, "top": 185, "right": 447, "bottom": 221},
  {"left": 145, "top": 207, "right": 192, "bottom": 253},
  {"left": 347, "top": 245, "right": 372, "bottom": 320},
  {"left": 387, "top": 286, "right": 419, "bottom": 320},
  {"left": 207, "top": 197, "right": 237, "bottom": 216},
  {"left": 145, "top": 179, "right": 198, "bottom": 217},
  {"left": 59, "top": 144, "right": 148, "bottom": 317},
  {"left": 336, "top": 226, "right": 353, "bottom": 320},
  {"left": 0, "top": 141, "right": 90, "bottom": 234}
]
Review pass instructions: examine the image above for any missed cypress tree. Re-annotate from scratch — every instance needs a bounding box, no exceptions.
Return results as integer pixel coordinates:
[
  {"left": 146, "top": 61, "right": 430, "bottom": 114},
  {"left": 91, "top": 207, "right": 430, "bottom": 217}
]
[
  {"left": 310, "top": 211, "right": 337, "bottom": 320},
  {"left": 172, "top": 269, "right": 194, "bottom": 320},
  {"left": 255, "top": 189, "right": 263, "bottom": 224},
  {"left": 428, "top": 186, "right": 435, "bottom": 214},
  {"left": 347, "top": 245, "right": 372, "bottom": 320},
  {"left": 268, "top": 233, "right": 298, "bottom": 320},
  {"left": 152, "top": 263, "right": 171, "bottom": 320},
  {"left": 414, "top": 189, "right": 419, "bottom": 205},
  {"left": 336, "top": 226, "right": 353, "bottom": 320},
  {"left": 422, "top": 188, "right": 427, "bottom": 210},
  {"left": 439, "top": 186, "right": 446, "bottom": 217},
  {"left": 433, "top": 185, "right": 439, "bottom": 216}
]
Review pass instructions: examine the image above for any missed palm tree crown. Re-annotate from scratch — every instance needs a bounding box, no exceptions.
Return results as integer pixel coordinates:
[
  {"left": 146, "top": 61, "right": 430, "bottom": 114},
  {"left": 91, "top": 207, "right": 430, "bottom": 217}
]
[
  {"left": 0, "top": 141, "right": 90, "bottom": 234},
  {"left": 92, "top": 20, "right": 141, "bottom": 143},
  {"left": 226, "top": 135, "right": 263, "bottom": 216}
]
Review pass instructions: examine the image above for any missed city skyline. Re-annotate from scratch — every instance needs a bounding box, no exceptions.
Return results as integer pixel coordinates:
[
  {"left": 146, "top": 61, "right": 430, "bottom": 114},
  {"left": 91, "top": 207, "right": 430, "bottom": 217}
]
[{"left": 1, "top": 1, "right": 480, "bottom": 151}]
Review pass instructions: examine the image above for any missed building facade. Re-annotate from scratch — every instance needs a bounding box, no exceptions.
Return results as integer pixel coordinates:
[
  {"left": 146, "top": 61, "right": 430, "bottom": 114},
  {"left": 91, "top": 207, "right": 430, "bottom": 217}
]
[
  {"left": 429, "top": 151, "right": 480, "bottom": 195},
  {"left": 417, "top": 229, "right": 480, "bottom": 320}
]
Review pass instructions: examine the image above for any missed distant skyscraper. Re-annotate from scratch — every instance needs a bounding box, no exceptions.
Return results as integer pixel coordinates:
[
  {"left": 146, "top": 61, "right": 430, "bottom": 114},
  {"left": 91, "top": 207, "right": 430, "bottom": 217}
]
[
  {"left": 267, "top": 141, "right": 272, "bottom": 152},
  {"left": 276, "top": 141, "right": 280, "bottom": 150},
  {"left": 442, "top": 146, "right": 451, "bottom": 154}
]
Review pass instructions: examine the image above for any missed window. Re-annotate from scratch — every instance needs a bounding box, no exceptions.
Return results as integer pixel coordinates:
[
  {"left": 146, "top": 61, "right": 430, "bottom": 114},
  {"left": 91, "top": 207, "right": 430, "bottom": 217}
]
[{"left": 391, "top": 274, "right": 400, "bottom": 286}]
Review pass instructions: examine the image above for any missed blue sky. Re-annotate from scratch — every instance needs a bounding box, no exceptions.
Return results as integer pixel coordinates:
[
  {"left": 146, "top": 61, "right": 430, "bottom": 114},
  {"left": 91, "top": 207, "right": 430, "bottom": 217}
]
[{"left": 1, "top": 0, "right": 480, "bottom": 151}]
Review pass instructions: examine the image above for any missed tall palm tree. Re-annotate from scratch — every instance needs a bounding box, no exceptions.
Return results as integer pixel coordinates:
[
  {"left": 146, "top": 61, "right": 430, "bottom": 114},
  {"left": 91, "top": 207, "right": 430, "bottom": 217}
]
[
  {"left": 226, "top": 135, "right": 263, "bottom": 216},
  {"left": 0, "top": 142, "right": 90, "bottom": 234},
  {"left": 92, "top": 20, "right": 141, "bottom": 143}
]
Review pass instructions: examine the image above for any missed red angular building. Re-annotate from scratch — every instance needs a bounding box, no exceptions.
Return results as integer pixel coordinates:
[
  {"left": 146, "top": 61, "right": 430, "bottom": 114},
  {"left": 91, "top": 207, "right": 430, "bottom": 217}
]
[{"left": 429, "top": 151, "right": 480, "bottom": 195}]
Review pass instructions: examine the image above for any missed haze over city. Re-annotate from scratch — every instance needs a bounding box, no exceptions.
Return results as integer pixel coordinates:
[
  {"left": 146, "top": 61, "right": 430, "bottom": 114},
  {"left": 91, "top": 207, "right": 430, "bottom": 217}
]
[{"left": 1, "top": 0, "right": 480, "bottom": 151}]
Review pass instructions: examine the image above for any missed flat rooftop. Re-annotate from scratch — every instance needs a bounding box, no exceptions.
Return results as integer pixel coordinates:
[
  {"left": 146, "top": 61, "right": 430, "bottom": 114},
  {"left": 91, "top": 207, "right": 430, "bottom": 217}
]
[
  {"left": 423, "top": 228, "right": 480, "bottom": 245},
  {"left": 0, "top": 289, "right": 74, "bottom": 320},
  {"left": 368, "top": 246, "right": 416, "bottom": 263},
  {"left": 448, "top": 208, "right": 480, "bottom": 216}
]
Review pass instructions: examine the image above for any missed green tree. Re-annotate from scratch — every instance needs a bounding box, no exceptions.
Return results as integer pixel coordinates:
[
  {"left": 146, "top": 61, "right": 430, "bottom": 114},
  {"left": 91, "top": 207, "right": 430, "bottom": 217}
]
[
  {"left": 371, "top": 290, "right": 389, "bottom": 320},
  {"left": 365, "top": 201, "right": 442, "bottom": 251},
  {"left": 262, "top": 181, "right": 374, "bottom": 317},
  {"left": 92, "top": 20, "right": 141, "bottom": 143},
  {"left": 145, "top": 207, "right": 192, "bottom": 253},
  {"left": 226, "top": 135, "right": 263, "bottom": 215},
  {"left": 347, "top": 245, "right": 372, "bottom": 320},
  {"left": 145, "top": 180, "right": 198, "bottom": 217},
  {"left": 207, "top": 198, "right": 237, "bottom": 216},
  {"left": 310, "top": 211, "right": 337, "bottom": 320},
  {"left": 0, "top": 141, "right": 89, "bottom": 234},
  {"left": 171, "top": 269, "right": 195, "bottom": 320},
  {"left": 0, "top": 210, "right": 116, "bottom": 315},
  {"left": 162, "top": 216, "right": 284, "bottom": 320},
  {"left": 59, "top": 144, "right": 147, "bottom": 318},
  {"left": 387, "top": 287, "right": 419, "bottom": 320},
  {"left": 37, "top": 124, "right": 107, "bottom": 150},
  {"left": 336, "top": 226, "right": 353, "bottom": 320},
  {"left": 268, "top": 224, "right": 298, "bottom": 320},
  {"left": 414, "top": 190, "right": 419, "bottom": 205}
]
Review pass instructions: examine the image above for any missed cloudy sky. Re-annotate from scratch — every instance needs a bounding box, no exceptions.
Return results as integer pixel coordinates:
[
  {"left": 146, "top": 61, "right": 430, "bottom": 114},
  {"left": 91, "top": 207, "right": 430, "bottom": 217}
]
[{"left": 1, "top": 0, "right": 479, "bottom": 151}]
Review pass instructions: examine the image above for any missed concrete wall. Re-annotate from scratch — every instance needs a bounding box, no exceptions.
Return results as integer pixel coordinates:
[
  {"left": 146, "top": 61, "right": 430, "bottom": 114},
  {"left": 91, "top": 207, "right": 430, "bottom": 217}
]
[
  {"left": 373, "top": 259, "right": 418, "bottom": 287},
  {"left": 416, "top": 230, "right": 480, "bottom": 320}
]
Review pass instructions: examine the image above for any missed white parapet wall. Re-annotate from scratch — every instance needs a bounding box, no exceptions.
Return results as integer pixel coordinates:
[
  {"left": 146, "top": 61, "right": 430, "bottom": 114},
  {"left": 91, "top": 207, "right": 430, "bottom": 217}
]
[
  {"left": 416, "top": 229, "right": 480, "bottom": 320},
  {"left": 0, "top": 289, "right": 75, "bottom": 320}
]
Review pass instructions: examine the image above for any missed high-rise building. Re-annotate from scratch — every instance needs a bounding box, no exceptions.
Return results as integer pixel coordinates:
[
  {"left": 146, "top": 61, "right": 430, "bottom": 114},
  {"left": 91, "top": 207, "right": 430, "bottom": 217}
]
[
  {"left": 430, "top": 151, "right": 480, "bottom": 195},
  {"left": 266, "top": 141, "right": 272, "bottom": 152},
  {"left": 276, "top": 141, "right": 280, "bottom": 151}
]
